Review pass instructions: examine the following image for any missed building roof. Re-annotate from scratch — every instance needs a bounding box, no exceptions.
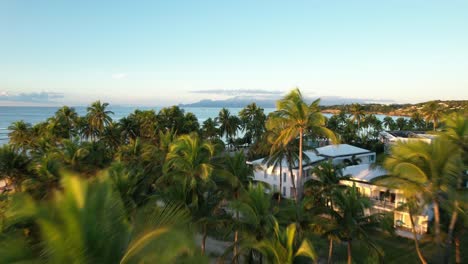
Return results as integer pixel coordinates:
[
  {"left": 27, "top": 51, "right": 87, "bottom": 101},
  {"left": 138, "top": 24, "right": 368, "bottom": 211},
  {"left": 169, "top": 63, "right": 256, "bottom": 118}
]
[
  {"left": 342, "top": 164, "right": 388, "bottom": 182},
  {"left": 249, "top": 144, "right": 372, "bottom": 168},
  {"left": 316, "top": 144, "right": 372, "bottom": 158},
  {"left": 250, "top": 151, "right": 325, "bottom": 168},
  {"left": 381, "top": 131, "right": 437, "bottom": 140}
]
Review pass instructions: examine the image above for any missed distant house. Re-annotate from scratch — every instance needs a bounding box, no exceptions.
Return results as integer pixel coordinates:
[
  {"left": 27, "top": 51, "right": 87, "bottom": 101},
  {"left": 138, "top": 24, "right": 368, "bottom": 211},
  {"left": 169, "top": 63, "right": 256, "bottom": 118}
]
[{"left": 379, "top": 131, "right": 436, "bottom": 153}]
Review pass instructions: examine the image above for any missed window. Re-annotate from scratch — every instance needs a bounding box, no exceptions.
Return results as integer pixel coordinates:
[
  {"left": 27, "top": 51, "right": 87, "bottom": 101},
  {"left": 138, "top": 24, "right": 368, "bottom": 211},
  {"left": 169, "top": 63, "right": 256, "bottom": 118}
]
[
  {"left": 273, "top": 184, "right": 277, "bottom": 191},
  {"left": 283, "top": 186, "right": 286, "bottom": 196},
  {"left": 370, "top": 155, "right": 375, "bottom": 162},
  {"left": 283, "top": 173, "right": 287, "bottom": 182}
]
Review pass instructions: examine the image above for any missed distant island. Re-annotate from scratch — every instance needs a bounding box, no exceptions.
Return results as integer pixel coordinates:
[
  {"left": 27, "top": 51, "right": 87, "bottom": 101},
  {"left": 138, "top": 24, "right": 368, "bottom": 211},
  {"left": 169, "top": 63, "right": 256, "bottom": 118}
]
[{"left": 180, "top": 98, "right": 467, "bottom": 116}]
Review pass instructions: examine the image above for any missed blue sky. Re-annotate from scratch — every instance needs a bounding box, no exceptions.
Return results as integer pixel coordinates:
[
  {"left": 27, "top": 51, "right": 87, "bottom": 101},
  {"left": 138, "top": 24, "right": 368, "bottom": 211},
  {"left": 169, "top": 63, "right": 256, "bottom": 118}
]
[{"left": 1, "top": 0, "right": 467, "bottom": 106}]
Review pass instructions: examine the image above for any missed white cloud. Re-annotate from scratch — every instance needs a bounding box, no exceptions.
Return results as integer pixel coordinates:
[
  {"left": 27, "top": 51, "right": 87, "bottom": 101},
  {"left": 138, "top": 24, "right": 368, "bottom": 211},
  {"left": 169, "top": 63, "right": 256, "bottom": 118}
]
[{"left": 111, "top": 73, "right": 128, "bottom": 80}]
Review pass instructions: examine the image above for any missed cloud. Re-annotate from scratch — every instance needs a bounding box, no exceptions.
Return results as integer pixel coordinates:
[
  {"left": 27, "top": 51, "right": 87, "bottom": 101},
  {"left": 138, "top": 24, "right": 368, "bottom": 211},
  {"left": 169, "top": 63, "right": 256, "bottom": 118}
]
[
  {"left": 112, "top": 73, "right": 128, "bottom": 80},
  {"left": 0, "top": 91, "right": 64, "bottom": 103},
  {"left": 191, "top": 89, "right": 283, "bottom": 96}
]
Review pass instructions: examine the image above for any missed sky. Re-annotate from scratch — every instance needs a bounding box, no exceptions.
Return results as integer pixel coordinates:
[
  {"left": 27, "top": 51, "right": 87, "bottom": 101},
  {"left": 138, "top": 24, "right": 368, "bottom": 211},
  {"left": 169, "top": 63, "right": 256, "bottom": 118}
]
[{"left": 1, "top": 0, "right": 467, "bottom": 106}]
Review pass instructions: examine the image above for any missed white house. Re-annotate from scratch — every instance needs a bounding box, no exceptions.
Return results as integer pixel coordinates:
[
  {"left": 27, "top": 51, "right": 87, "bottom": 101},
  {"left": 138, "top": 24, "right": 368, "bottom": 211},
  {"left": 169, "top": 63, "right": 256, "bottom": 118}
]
[
  {"left": 379, "top": 131, "right": 436, "bottom": 153},
  {"left": 250, "top": 143, "right": 431, "bottom": 235},
  {"left": 341, "top": 164, "right": 430, "bottom": 234},
  {"left": 250, "top": 144, "right": 376, "bottom": 198}
]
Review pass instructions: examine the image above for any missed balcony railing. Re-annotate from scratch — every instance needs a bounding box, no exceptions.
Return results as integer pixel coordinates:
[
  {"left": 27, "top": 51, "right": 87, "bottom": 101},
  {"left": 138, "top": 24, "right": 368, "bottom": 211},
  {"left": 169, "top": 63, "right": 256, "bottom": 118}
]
[{"left": 370, "top": 198, "right": 395, "bottom": 210}]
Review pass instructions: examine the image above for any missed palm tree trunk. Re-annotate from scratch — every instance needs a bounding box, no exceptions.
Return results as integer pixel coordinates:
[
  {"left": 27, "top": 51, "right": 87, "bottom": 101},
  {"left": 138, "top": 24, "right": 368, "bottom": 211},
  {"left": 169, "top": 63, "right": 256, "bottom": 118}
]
[
  {"left": 433, "top": 200, "right": 443, "bottom": 262},
  {"left": 347, "top": 241, "right": 352, "bottom": 264},
  {"left": 444, "top": 201, "right": 459, "bottom": 264},
  {"left": 409, "top": 211, "right": 427, "bottom": 264},
  {"left": 455, "top": 236, "right": 461, "bottom": 264},
  {"left": 298, "top": 129, "right": 303, "bottom": 200},
  {"left": 328, "top": 238, "right": 333, "bottom": 264},
  {"left": 234, "top": 209, "right": 239, "bottom": 264},
  {"left": 201, "top": 223, "right": 207, "bottom": 255}
]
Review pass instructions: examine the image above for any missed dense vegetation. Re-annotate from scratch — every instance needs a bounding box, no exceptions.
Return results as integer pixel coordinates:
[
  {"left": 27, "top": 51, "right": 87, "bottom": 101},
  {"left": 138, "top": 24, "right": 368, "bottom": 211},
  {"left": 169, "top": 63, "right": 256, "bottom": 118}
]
[
  {"left": 321, "top": 100, "right": 468, "bottom": 117},
  {"left": 0, "top": 89, "right": 466, "bottom": 263}
]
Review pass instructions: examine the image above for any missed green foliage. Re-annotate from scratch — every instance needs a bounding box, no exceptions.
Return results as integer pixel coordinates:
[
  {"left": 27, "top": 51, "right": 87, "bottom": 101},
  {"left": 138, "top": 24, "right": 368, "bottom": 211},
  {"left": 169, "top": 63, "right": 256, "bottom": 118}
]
[{"left": 1, "top": 174, "right": 205, "bottom": 264}]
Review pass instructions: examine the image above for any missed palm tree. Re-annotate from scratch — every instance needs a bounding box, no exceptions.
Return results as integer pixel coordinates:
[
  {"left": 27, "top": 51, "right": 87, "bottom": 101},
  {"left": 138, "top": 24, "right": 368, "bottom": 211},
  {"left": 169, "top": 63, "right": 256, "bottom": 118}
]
[
  {"left": 86, "top": 101, "right": 114, "bottom": 140},
  {"left": 218, "top": 152, "right": 254, "bottom": 261},
  {"left": 241, "top": 221, "right": 316, "bottom": 264},
  {"left": 268, "top": 88, "right": 336, "bottom": 200},
  {"left": 410, "top": 112, "right": 426, "bottom": 130},
  {"left": 1, "top": 175, "right": 205, "bottom": 263},
  {"left": 421, "top": 101, "right": 444, "bottom": 131},
  {"left": 161, "top": 133, "right": 216, "bottom": 211},
  {"left": 383, "top": 116, "right": 397, "bottom": 131},
  {"left": 304, "top": 160, "right": 349, "bottom": 209},
  {"left": 53, "top": 106, "right": 79, "bottom": 139},
  {"left": 440, "top": 112, "right": 467, "bottom": 263},
  {"left": 383, "top": 138, "right": 460, "bottom": 250},
  {"left": 349, "top": 103, "right": 366, "bottom": 131},
  {"left": 395, "top": 117, "right": 407, "bottom": 131},
  {"left": 228, "top": 184, "right": 277, "bottom": 263},
  {"left": 328, "top": 185, "right": 383, "bottom": 264},
  {"left": 8, "top": 121, "right": 32, "bottom": 152},
  {"left": 239, "top": 103, "right": 266, "bottom": 144},
  {"left": 201, "top": 118, "right": 219, "bottom": 140},
  {"left": 216, "top": 108, "right": 241, "bottom": 148},
  {"left": 0, "top": 145, "right": 31, "bottom": 192}
]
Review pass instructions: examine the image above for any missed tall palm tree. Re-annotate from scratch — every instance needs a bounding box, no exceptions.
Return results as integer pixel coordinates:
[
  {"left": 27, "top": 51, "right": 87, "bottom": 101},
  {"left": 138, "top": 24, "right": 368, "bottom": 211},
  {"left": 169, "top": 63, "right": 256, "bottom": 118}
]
[
  {"left": 383, "top": 116, "right": 397, "bottom": 131},
  {"left": 161, "top": 133, "right": 216, "bottom": 211},
  {"left": 239, "top": 103, "right": 266, "bottom": 144},
  {"left": 304, "top": 160, "right": 349, "bottom": 209},
  {"left": 348, "top": 103, "right": 366, "bottom": 131},
  {"left": 1, "top": 175, "right": 205, "bottom": 263},
  {"left": 383, "top": 138, "right": 460, "bottom": 250},
  {"left": 410, "top": 112, "right": 426, "bottom": 130},
  {"left": 216, "top": 108, "right": 240, "bottom": 147},
  {"left": 218, "top": 152, "right": 254, "bottom": 262},
  {"left": 201, "top": 118, "right": 219, "bottom": 140},
  {"left": 241, "top": 221, "right": 316, "bottom": 264},
  {"left": 8, "top": 121, "right": 32, "bottom": 152},
  {"left": 268, "top": 88, "right": 336, "bottom": 200},
  {"left": 86, "top": 101, "right": 114, "bottom": 140},
  {"left": 228, "top": 184, "right": 277, "bottom": 263},
  {"left": 54, "top": 106, "right": 79, "bottom": 139},
  {"left": 421, "top": 101, "right": 444, "bottom": 131},
  {"left": 328, "top": 185, "right": 383, "bottom": 264},
  {"left": 440, "top": 112, "right": 467, "bottom": 263}
]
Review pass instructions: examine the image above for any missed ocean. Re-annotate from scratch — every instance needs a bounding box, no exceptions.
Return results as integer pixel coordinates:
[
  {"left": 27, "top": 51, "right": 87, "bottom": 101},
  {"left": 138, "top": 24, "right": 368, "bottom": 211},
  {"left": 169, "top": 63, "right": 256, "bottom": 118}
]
[
  {"left": 0, "top": 106, "right": 398, "bottom": 145},
  {"left": 0, "top": 106, "right": 277, "bottom": 145}
]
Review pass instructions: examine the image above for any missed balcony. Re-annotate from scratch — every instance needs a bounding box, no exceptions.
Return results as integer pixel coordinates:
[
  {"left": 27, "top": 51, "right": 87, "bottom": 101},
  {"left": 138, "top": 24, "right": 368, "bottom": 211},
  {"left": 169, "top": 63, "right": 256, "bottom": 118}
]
[{"left": 370, "top": 197, "right": 395, "bottom": 211}]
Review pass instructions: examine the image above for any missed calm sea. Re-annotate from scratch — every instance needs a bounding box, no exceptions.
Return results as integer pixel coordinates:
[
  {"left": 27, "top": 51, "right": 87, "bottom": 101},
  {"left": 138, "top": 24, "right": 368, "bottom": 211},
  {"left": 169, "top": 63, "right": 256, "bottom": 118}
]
[
  {"left": 0, "top": 106, "right": 398, "bottom": 145},
  {"left": 0, "top": 106, "right": 277, "bottom": 145}
]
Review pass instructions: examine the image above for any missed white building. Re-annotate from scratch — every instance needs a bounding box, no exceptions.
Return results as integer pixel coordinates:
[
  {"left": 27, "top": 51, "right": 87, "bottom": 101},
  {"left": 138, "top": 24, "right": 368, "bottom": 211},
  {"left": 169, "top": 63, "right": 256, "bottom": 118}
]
[
  {"left": 250, "top": 143, "right": 430, "bottom": 235},
  {"left": 379, "top": 131, "right": 436, "bottom": 153},
  {"left": 250, "top": 144, "right": 376, "bottom": 198},
  {"left": 341, "top": 164, "right": 430, "bottom": 234}
]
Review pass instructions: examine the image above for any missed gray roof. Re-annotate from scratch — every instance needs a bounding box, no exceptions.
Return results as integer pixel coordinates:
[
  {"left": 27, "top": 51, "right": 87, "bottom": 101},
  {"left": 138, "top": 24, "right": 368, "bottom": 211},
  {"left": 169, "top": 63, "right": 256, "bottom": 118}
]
[{"left": 316, "top": 144, "right": 372, "bottom": 158}]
